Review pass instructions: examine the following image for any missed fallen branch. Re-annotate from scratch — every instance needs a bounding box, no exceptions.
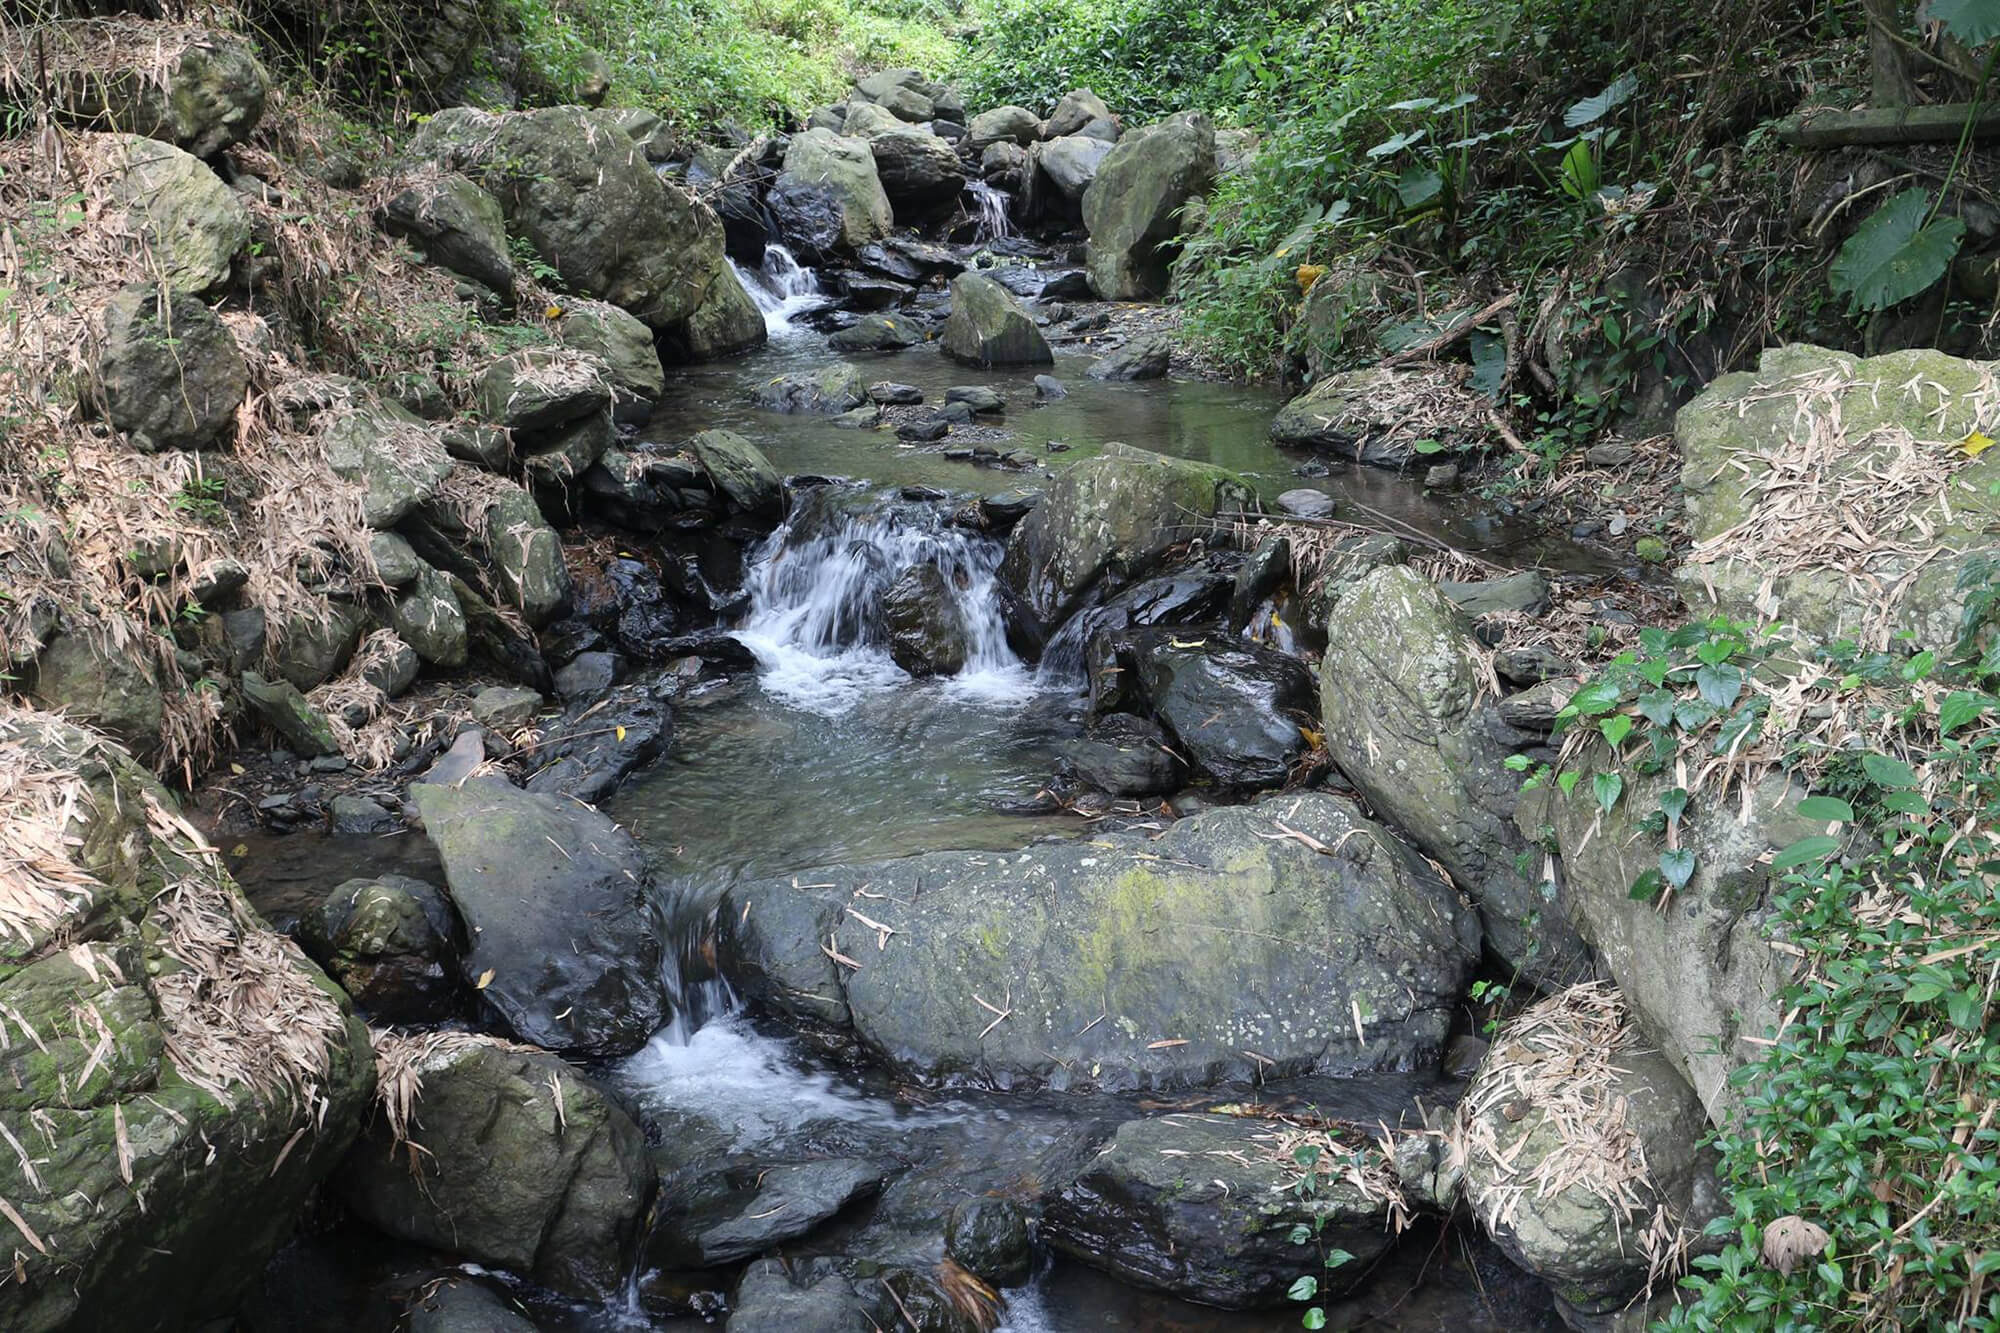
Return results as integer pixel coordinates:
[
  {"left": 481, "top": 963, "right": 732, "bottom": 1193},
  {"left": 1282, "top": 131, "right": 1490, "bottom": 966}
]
[
  {"left": 1776, "top": 103, "right": 2000, "bottom": 148},
  {"left": 1380, "top": 292, "right": 1520, "bottom": 368}
]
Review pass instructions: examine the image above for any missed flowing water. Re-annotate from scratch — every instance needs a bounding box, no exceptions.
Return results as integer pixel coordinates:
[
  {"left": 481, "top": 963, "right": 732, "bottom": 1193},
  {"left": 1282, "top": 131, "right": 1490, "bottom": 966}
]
[
  {"left": 729, "top": 243, "right": 828, "bottom": 334},
  {"left": 966, "top": 180, "right": 1016, "bottom": 242}
]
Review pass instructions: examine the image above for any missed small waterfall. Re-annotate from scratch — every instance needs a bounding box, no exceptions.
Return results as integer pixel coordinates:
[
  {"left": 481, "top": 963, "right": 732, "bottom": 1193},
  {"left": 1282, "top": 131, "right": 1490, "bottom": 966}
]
[
  {"left": 730, "top": 243, "right": 825, "bottom": 334},
  {"left": 965, "top": 179, "right": 1015, "bottom": 243},
  {"left": 734, "top": 489, "right": 1029, "bottom": 713}
]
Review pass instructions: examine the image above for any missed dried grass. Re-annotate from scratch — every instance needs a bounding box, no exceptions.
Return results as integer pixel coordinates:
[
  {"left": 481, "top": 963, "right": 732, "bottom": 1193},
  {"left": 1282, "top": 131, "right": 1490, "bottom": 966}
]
[
  {"left": 1450, "top": 983, "right": 1691, "bottom": 1298},
  {"left": 0, "top": 708, "right": 104, "bottom": 948},
  {"left": 368, "top": 1027, "right": 536, "bottom": 1165}
]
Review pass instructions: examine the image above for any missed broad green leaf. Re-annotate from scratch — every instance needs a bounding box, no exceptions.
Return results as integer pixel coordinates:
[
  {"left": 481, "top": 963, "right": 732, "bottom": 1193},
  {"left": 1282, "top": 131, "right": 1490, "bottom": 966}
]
[
  {"left": 1880, "top": 790, "right": 1931, "bottom": 815},
  {"left": 1563, "top": 71, "right": 1639, "bottom": 128},
  {"left": 1660, "top": 847, "right": 1696, "bottom": 889},
  {"left": 1638, "top": 691, "right": 1675, "bottom": 726},
  {"left": 1367, "top": 129, "right": 1427, "bottom": 159},
  {"left": 1601, "top": 714, "right": 1634, "bottom": 746},
  {"left": 1628, "top": 868, "right": 1664, "bottom": 901},
  {"left": 1397, "top": 166, "right": 1444, "bottom": 208},
  {"left": 1659, "top": 787, "right": 1689, "bottom": 825},
  {"left": 1556, "top": 770, "right": 1581, "bottom": 796},
  {"left": 1829, "top": 188, "right": 1965, "bottom": 313},
  {"left": 1948, "top": 988, "right": 1986, "bottom": 1032},
  {"left": 1796, "top": 795, "right": 1855, "bottom": 823},
  {"left": 1938, "top": 689, "right": 1989, "bottom": 735},
  {"left": 1696, "top": 663, "right": 1743, "bottom": 708},
  {"left": 1931, "top": 0, "right": 2000, "bottom": 45},
  {"left": 1289, "top": 1276, "right": 1319, "bottom": 1302},
  {"left": 1384, "top": 96, "right": 1441, "bottom": 112},
  {"left": 1593, "top": 770, "right": 1624, "bottom": 813},
  {"left": 1570, "top": 679, "right": 1622, "bottom": 716},
  {"left": 1302, "top": 1311, "right": 1328, "bottom": 1331},
  {"left": 1771, "top": 834, "right": 1841, "bottom": 870},
  {"left": 1468, "top": 329, "right": 1506, "bottom": 399},
  {"left": 1558, "top": 139, "right": 1599, "bottom": 199},
  {"left": 1862, "top": 753, "right": 1921, "bottom": 789}
]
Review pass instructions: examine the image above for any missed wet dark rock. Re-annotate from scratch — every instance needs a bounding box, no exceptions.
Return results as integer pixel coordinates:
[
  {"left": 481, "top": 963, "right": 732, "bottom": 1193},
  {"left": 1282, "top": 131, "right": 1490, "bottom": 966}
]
[
  {"left": 882, "top": 564, "right": 969, "bottom": 677},
  {"left": 1495, "top": 643, "right": 1575, "bottom": 685},
  {"left": 935, "top": 400, "right": 976, "bottom": 425},
  {"left": 1039, "top": 270, "right": 1094, "bottom": 301},
  {"left": 719, "top": 792, "right": 1478, "bottom": 1088},
  {"left": 946, "top": 1198, "right": 1032, "bottom": 1287},
  {"left": 442, "top": 421, "right": 512, "bottom": 471},
  {"left": 1046, "top": 1114, "right": 1397, "bottom": 1307},
  {"left": 412, "top": 778, "right": 669, "bottom": 1056},
  {"left": 656, "top": 1158, "right": 890, "bottom": 1266},
  {"left": 944, "top": 385, "right": 1004, "bottom": 413},
  {"left": 1116, "top": 627, "right": 1315, "bottom": 787},
  {"left": 339, "top": 1037, "right": 654, "bottom": 1299},
  {"left": 1227, "top": 532, "right": 1291, "bottom": 631},
  {"left": 828, "top": 313, "right": 921, "bottom": 352},
  {"left": 404, "top": 1276, "right": 540, "bottom": 1333},
  {"left": 1276, "top": 487, "right": 1336, "bottom": 519},
  {"left": 554, "top": 651, "right": 623, "bottom": 704},
  {"left": 939, "top": 272, "right": 1053, "bottom": 367},
  {"left": 1068, "top": 310, "right": 1111, "bottom": 333},
  {"left": 1033, "top": 373, "right": 1068, "bottom": 401},
  {"left": 897, "top": 417, "right": 951, "bottom": 442},
  {"left": 449, "top": 575, "right": 555, "bottom": 694},
  {"left": 868, "top": 381, "right": 924, "bottom": 405},
  {"left": 523, "top": 682, "right": 672, "bottom": 804},
  {"left": 1084, "top": 333, "right": 1171, "bottom": 381},
  {"left": 306, "top": 873, "right": 462, "bottom": 1022},
  {"left": 841, "top": 274, "right": 915, "bottom": 309},
  {"left": 727, "top": 1262, "right": 873, "bottom": 1333},
  {"left": 1061, "top": 712, "right": 1184, "bottom": 796},
  {"left": 979, "top": 488, "right": 1040, "bottom": 529},
  {"left": 329, "top": 794, "right": 396, "bottom": 835},
  {"left": 1441, "top": 569, "right": 1552, "bottom": 618},
  {"left": 240, "top": 670, "right": 339, "bottom": 757},
  {"left": 691, "top": 429, "right": 785, "bottom": 515}
]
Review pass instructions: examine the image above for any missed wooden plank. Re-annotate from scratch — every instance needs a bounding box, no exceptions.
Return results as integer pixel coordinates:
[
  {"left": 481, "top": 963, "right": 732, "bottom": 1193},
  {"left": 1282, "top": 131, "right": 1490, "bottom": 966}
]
[{"left": 1776, "top": 103, "right": 2000, "bottom": 148}]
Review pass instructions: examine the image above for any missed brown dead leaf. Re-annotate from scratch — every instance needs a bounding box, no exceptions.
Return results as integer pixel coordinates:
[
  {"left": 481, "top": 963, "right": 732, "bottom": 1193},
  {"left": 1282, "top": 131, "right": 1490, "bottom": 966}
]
[{"left": 1761, "top": 1215, "right": 1829, "bottom": 1276}]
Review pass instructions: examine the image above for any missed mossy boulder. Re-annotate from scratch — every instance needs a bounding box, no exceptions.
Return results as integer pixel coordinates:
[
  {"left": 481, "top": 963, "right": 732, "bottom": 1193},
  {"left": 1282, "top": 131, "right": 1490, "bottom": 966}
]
[
  {"left": 1675, "top": 343, "right": 2000, "bottom": 648},
  {"left": 752, "top": 362, "right": 872, "bottom": 415},
  {"left": 939, "top": 271, "right": 1053, "bottom": 367},
  {"left": 479, "top": 485, "right": 572, "bottom": 627},
  {"left": 320, "top": 396, "right": 454, "bottom": 529},
  {"left": 412, "top": 778, "right": 668, "bottom": 1057},
  {"left": 240, "top": 669, "right": 340, "bottom": 756},
  {"left": 680, "top": 264, "right": 769, "bottom": 361},
  {"left": 869, "top": 127, "right": 965, "bottom": 209},
  {"left": 96, "top": 283, "right": 248, "bottom": 452},
  {"left": 391, "top": 564, "right": 470, "bottom": 668},
  {"left": 81, "top": 132, "right": 248, "bottom": 294},
  {"left": 305, "top": 874, "right": 463, "bottom": 1022},
  {"left": 1001, "top": 443, "right": 1253, "bottom": 623},
  {"left": 967, "top": 105, "right": 1040, "bottom": 150},
  {"left": 22, "top": 21, "right": 269, "bottom": 157},
  {"left": 689, "top": 428, "right": 784, "bottom": 515},
  {"left": 338, "top": 1035, "right": 653, "bottom": 1299},
  {"left": 768, "top": 128, "right": 895, "bottom": 259},
  {"left": 1081, "top": 112, "right": 1215, "bottom": 300},
  {"left": 1046, "top": 1114, "right": 1396, "bottom": 1307},
  {"left": 1319, "top": 566, "right": 1591, "bottom": 986},
  {"left": 411, "top": 106, "right": 728, "bottom": 330},
  {"left": 27, "top": 631, "right": 166, "bottom": 758},
  {"left": 476, "top": 346, "right": 613, "bottom": 432},
  {"left": 381, "top": 171, "right": 514, "bottom": 295},
  {"left": 0, "top": 711, "right": 373, "bottom": 1333},
  {"left": 717, "top": 792, "right": 1479, "bottom": 1089},
  {"left": 1270, "top": 364, "right": 1489, "bottom": 466}
]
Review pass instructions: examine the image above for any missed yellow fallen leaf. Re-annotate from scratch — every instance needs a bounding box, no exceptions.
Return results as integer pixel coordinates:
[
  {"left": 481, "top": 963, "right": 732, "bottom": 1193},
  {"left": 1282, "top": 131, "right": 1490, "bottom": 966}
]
[
  {"left": 615, "top": 725, "right": 626, "bottom": 741},
  {"left": 1963, "top": 431, "right": 1995, "bottom": 457},
  {"left": 1296, "top": 263, "right": 1326, "bottom": 292},
  {"left": 230, "top": 844, "right": 248, "bottom": 858},
  {"left": 230, "top": 763, "right": 245, "bottom": 775},
  {"left": 475, "top": 968, "right": 496, "bottom": 990},
  {"left": 545, "top": 303, "right": 565, "bottom": 319}
]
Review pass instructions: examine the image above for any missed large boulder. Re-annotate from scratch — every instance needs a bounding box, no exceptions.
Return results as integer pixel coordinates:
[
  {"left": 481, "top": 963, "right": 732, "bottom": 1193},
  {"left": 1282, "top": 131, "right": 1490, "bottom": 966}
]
[
  {"left": 450, "top": 482, "right": 571, "bottom": 627},
  {"left": 26, "top": 631, "right": 166, "bottom": 763},
  {"left": 1046, "top": 1114, "right": 1398, "bottom": 1307},
  {"left": 411, "top": 779, "right": 669, "bottom": 1057},
  {"left": 381, "top": 172, "right": 514, "bottom": 295},
  {"left": 939, "top": 271, "right": 1053, "bottom": 367},
  {"left": 559, "top": 301, "right": 664, "bottom": 421},
  {"left": 391, "top": 564, "right": 470, "bottom": 668},
  {"left": 1036, "top": 134, "right": 1115, "bottom": 201},
  {"left": 1116, "top": 628, "right": 1316, "bottom": 787},
  {"left": 1043, "top": 88, "right": 1116, "bottom": 140},
  {"left": 967, "top": 105, "right": 1040, "bottom": 150},
  {"left": 681, "top": 264, "right": 769, "bottom": 360},
  {"left": 339, "top": 1033, "right": 653, "bottom": 1299},
  {"left": 18, "top": 21, "right": 269, "bottom": 157},
  {"left": 1675, "top": 343, "right": 2000, "bottom": 648},
  {"left": 81, "top": 276, "right": 246, "bottom": 454},
  {"left": 1519, "top": 758, "right": 1817, "bottom": 1124},
  {"left": 476, "top": 345, "right": 613, "bottom": 432},
  {"left": 869, "top": 127, "right": 966, "bottom": 209},
  {"left": 305, "top": 874, "right": 463, "bottom": 1023},
  {"left": 411, "top": 106, "right": 727, "bottom": 330},
  {"left": 689, "top": 428, "right": 784, "bottom": 515},
  {"left": 767, "top": 128, "right": 895, "bottom": 259},
  {"left": 1081, "top": 112, "right": 1215, "bottom": 300},
  {"left": 718, "top": 792, "right": 1479, "bottom": 1088},
  {"left": 841, "top": 101, "right": 906, "bottom": 138},
  {"left": 1271, "top": 365, "right": 1490, "bottom": 466},
  {"left": 80, "top": 132, "right": 248, "bottom": 293},
  {"left": 752, "top": 362, "right": 871, "bottom": 415},
  {"left": 1457, "top": 987, "right": 1721, "bottom": 1326},
  {"left": 1001, "top": 444, "right": 1253, "bottom": 623},
  {"left": 320, "top": 396, "right": 454, "bottom": 529},
  {"left": 0, "top": 712, "right": 373, "bottom": 1333},
  {"left": 1085, "top": 332, "right": 1171, "bottom": 381},
  {"left": 1319, "top": 566, "right": 1591, "bottom": 986}
]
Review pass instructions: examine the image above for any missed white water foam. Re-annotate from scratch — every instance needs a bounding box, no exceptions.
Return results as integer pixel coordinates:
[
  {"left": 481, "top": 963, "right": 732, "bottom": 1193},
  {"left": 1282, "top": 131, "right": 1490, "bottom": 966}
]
[
  {"left": 734, "top": 494, "right": 1036, "bottom": 715},
  {"left": 731, "top": 242, "right": 826, "bottom": 335},
  {"left": 966, "top": 179, "right": 1016, "bottom": 243}
]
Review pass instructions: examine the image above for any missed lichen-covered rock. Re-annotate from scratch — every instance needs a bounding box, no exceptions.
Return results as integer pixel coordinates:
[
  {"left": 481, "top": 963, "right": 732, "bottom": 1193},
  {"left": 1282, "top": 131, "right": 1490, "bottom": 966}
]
[
  {"left": 382, "top": 171, "right": 514, "bottom": 295},
  {"left": 0, "top": 710, "right": 373, "bottom": 1333},
  {"left": 96, "top": 283, "right": 247, "bottom": 452},
  {"left": 1270, "top": 364, "right": 1489, "bottom": 466},
  {"left": 1081, "top": 112, "right": 1215, "bottom": 299},
  {"left": 21, "top": 21, "right": 269, "bottom": 156},
  {"left": 689, "top": 429, "right": 784, "bottom": 515},
  {"left": 939, "top": 271, "right": 1053, "bottom": 367},
  {"left": 391, "top": 564, "right": 470, "bottom": 668},
  {"left": 768, "top": 128, "right": 895, "bottom": 259},
  {"left": 339, "top": 1034, "right": 653, "bottom": 1299},
  {"left": 1046, "top": 1114, "right": 1398, "bottom": 1307},
  {"left": 412, "top": 778, "right": 668, "bottom": 1057},
  {"left": 1319, "top": 565, "right": 1590, "bottom": 986},
  {"left": 320, "top": 396, "right": 453, "bottom": 529},
  {"left": 967, "top": 105, "right": 1040, "bottom": 150},
  {"left": 479, "top": 485, "right": 572, "bottom": 627},
  {"left": 411, "top": 106, "right": 728, "bottom": 329},
  {"left": 752, "top": 362, "right": 872, "bottom": 415},
  {"left": 718, "top": 792, "right": 1479, "bottom": 1088},
  {"left": 1457, "top": 988, "right": 1721, "bottom": 1326},
  {"left": 27, "top": 631, "right": 166, "bottom": 758},
  {"left": 1675, "top": 343, "right": 2000, "bottom": 648},
  {"left": 1001, "top": 443, "right": 1253, "bottom": 622},
  {"left": 240, "top": 669, "right": 340, "bottom": 756},
  {"left": 80, "top": 132, "right": 249, "bottom": 293},
  {"left": 868, "top": 127, "right": 965, "bottom": 209},
  {"left": 1518, "top": 758, "right": 1816, "bottom": 1124},
  {"left": 305, "top": 874, "right": 463, "bottom": 1022},
  {"left": 1036, "top": 134, "right": 1116, "bottom": 201},
  {"left": 477, "top": 346, "right": 612, "bottom": 432},
  {"left": 272, "top": 598, "right": 369, "bottom": 692},
  {"left": 680, "top": 265, "right": 769, "bottom": 361}
]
